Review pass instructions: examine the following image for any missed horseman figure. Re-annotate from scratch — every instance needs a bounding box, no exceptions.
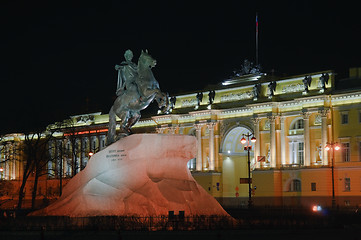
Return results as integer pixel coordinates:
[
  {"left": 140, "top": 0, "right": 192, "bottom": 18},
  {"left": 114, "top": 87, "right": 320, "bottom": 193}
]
[
  {"left": 107, "top": 49, "right": 169, "bottom": 145},
  {"left": 115, "top": 49, "right": 139, "bottom": 97}
]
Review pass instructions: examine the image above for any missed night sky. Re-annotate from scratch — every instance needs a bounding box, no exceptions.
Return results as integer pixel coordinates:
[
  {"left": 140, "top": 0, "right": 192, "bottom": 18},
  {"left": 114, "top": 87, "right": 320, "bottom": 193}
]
[{"left": 1, "top": 1, "right": 361, "bottom": 134}]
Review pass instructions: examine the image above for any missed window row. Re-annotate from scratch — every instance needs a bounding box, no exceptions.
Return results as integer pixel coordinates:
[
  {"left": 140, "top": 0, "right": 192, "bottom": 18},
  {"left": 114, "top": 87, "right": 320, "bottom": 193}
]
[{"left": 288, "top": 178, "right": 353, "bottom": 192}]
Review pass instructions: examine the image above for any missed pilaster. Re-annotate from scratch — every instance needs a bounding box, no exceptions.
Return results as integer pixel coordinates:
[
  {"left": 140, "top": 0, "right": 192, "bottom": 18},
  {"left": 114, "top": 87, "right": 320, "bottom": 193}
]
[
  {"left": 252, "top": 117, "right": 261, "bottom": 169},
  {"left": 194, "top": 124, "right": 203, "bottom": 171},
  {"left": 207, "top": 122, "right": 216, "bottom": 171},
  {"left": 268, "top": 115, "right": 277, "bottom": 168},
  {"left": 319, "top": 108, "right": 329, "bottom": 165},
  {"left": 280, "top": 116, "right": 286, "bottom": 166},
  {"left": 302, "top": 111, "right": 311, "bottom": 166}
]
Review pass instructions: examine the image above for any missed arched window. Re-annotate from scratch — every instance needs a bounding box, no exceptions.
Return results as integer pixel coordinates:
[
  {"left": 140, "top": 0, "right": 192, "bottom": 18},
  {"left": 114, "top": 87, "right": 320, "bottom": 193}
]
[
  {"left": 221, "top": 126, "right": 255, "bottom": 154},
  {"left": 291, "top": 119, "right": 304, "bottom": 130}
]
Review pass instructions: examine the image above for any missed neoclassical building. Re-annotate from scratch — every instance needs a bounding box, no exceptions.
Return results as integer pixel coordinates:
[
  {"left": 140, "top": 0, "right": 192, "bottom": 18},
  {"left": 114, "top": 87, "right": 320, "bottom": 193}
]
[{"left": 2, "top": 68, "right": 361, "bottom": 209}]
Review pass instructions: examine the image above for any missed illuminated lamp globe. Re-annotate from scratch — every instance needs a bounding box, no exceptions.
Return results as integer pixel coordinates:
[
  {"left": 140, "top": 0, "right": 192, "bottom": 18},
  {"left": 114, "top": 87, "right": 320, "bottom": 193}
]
[
  {"left": 240, "top": 137, "right": 247, "bottom": 144},
  {"left": 251, "top": 136, "right": 256, "bottom": 143},
  {"left": 325, "top": 144, "right": 331, "bottom": 151},
  {"left": 334, "top": 144, "right": 340, "bottom": 151}
]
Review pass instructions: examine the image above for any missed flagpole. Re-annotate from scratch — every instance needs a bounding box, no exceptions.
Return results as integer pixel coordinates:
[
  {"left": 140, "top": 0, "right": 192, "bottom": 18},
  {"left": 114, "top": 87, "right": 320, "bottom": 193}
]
[{"left": 256, "top": 13, "right": 259, "bottom": 66}]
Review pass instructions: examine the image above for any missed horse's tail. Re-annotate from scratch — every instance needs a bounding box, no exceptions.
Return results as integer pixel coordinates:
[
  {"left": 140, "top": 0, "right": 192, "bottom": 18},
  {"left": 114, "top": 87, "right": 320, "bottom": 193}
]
[{"left": 106, "top": 106, "right": 116, "bottom": 145}]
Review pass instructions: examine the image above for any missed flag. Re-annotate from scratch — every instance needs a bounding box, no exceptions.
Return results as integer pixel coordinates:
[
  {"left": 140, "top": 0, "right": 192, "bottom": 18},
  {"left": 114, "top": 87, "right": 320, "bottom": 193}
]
[
  {"left": 255, "top": 13, "right": 259, "bottom": 66},
  {"left": 256, "top": 14, "right": 258, "bottom": 32},
  {"left": 257, "top": 156, "right": 265, "bottom": 162}
]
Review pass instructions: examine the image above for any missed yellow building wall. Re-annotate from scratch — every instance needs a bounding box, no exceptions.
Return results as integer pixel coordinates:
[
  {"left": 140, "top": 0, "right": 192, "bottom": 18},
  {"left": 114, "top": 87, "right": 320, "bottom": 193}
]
[
  {"left": 222, "top": 155, "right": 249, "bottom": 198},
  {"left": 336, "top": 169, "right": 361, "bottom": 197},
  {"left": 252, "top": 170, "right": 282, "bottom": 197},
  {"left": 333, "top": 107, "right": 361, "bottom": 164},
  {"left": 193, "top": 173, "right": 222, "bottom": 197},
  {"left": 301, "top": 169, "right": 331, "bottom": 197}
]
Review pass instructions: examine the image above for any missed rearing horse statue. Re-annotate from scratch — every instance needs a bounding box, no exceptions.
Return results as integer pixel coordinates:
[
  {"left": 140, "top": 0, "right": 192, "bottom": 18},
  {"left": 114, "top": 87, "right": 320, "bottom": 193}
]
[{"left": 107, "top": 50, "right": 169, "bottom": 145}]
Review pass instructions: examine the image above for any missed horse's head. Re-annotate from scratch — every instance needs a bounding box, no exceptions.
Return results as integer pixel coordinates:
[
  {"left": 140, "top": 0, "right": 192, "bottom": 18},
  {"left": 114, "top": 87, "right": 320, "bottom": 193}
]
[{"left": 139, "top": 49, "right": 157, "bottom": 68}]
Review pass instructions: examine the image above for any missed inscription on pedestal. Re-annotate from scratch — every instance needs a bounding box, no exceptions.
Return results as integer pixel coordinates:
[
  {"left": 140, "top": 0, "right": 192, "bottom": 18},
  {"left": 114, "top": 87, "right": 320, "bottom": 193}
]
[{"left": 106, "top": 149, "right": 126, "bottom": 161}]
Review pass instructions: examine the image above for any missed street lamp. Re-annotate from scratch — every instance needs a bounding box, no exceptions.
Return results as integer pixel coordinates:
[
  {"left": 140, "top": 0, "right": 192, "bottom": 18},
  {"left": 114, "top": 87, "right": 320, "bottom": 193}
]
[
  {"left": 0, "top": 167, "right": 3, "bottom": 180},
  {"left": 88, "top": 146, "right": 99, "bottom": 158},
  {"left": 241, "top": 133, "right": 256, "bottom": 208},
  {"left": 325, "top": 142, "right": 340, "bottom": 208}
]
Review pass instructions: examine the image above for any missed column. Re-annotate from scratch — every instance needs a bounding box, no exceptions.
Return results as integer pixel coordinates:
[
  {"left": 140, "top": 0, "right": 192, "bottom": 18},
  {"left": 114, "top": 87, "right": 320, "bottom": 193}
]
[
  {"left": 302, "top": 111, "right": 311, "bottom": 166},
  {"left": 268, "top": 115, "right": 277, "bottom": 168},
  {"left": 252, "top": 117, "right": 261, "bottom": 168},
  {"left": 56, "top": 139, "right": 63, "bottom": 177},
  {"left": 280, "top": 116, "right": 286, "bottom": 166},
  {"left": 208, "top": 122, "right": 216, "bottom": 171},
  {"left": 76, "top": 138, "right": 81, "bottom": 173},
  {"left": 320, "top": 109, "right": 329, "bottom": 165},
  {"left": 80, "top": 137, "right": 84, "bottom": 169},
  {"left": 195, "top": 124, "right": 203, "bottom": 171}
]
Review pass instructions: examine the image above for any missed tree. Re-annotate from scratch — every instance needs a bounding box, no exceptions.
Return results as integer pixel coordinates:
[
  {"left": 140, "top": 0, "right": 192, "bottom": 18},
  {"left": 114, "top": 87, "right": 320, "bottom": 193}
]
[{"left": 18, "top": 130, "right": 56, "bottom": 209}]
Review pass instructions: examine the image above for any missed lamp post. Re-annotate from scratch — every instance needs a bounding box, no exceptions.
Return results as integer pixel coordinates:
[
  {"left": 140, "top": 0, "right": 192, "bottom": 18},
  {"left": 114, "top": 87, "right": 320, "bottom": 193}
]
[
  {"left": 241, "top": 133, "right": 256, "bottom": 208},
  {"left": 88, "top": 146, "right": 99, "bottom": 158},
  {"left": 325, "top": 142, "right": 340, "bottom": 209}
]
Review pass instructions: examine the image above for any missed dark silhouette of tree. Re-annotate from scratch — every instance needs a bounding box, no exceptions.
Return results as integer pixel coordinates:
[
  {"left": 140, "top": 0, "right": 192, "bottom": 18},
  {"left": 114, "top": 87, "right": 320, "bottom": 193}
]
[{"left": 17, "top": 130, "right": 56, "bottom": 209}]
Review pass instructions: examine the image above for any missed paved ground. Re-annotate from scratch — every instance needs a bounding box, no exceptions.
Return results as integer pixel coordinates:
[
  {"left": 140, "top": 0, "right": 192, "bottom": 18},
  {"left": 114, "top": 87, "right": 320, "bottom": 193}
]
[{"left": 1, "top": 228, "right": 361, "bottom": 240}]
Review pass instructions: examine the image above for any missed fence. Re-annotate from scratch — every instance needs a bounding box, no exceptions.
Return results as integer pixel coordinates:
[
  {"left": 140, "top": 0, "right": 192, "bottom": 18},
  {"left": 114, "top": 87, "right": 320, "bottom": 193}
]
[
  {"left": 0, "top": 215, "right": 237, "bottom": 231},
  {"left": 1, "top": 207, "right": 361, "bottom": 231}
]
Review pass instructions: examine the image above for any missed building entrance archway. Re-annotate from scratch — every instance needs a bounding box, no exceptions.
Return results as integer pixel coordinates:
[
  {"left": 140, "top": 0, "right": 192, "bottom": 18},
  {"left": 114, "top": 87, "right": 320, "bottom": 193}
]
[{"left": 221, "top": 126, "right": 255, "bottom": 204}]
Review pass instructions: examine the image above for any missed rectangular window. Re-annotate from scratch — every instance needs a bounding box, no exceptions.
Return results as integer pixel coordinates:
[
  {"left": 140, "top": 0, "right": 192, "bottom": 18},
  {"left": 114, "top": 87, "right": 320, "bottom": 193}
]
[
  {"left": 342, "top": 143, "right": 350, "bottom": 162},
  {"left": 187, "top": 158, "right": 196, "bottom": 170},
  {"left": 344, "top": 178, "right": 351, "bottom": 191},
  {"left": 291, "top": 180, "right": 301, "bottom": 192},
  {"left": 298, "top": 142, "right": 304, "bottom": 165},
  {"left": 296, "top": 120, "right": 304, "bottom": 129},
  {"left": 311, "top": 182, "right": 316, "bottom": 191},
  {"left": 341, "top": 112, "right": 349, "bottom": 124}
]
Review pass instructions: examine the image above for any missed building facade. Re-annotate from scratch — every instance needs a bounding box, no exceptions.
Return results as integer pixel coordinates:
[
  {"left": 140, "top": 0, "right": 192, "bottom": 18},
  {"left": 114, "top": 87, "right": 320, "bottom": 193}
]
[{"left": 2, "top": 68, "right": 361, "bottom": 209}]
